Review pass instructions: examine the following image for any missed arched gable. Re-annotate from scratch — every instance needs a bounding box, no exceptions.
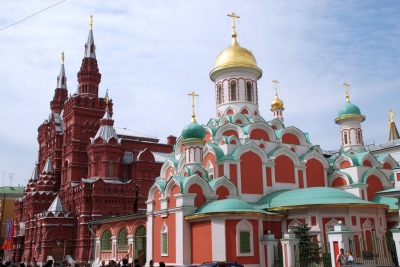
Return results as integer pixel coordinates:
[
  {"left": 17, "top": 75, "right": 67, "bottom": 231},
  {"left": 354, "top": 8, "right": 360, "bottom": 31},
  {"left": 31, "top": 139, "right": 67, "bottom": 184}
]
[
  {"left": 215, "top": 123, "right": 244, "bottom": 141},
  {"left": 174, "top": 136, "right": 185, "bottom": 154},
  {"left": 280, "top": 126, "right": 307, "bottom": 146},
  {"left": 115, "top": 222, "right": 129, "bottom": 235},
  {"left": 219, "top": 114, "right": 234, "bottom": 126},
  {"left": 177, "top": 154, "right": 186, "bottom": 174},
  {"left": 147, "top": 182, "right": 165, "bottom": 201},
  {"left": 378, "top": 155, "right": 398, "bottom": 169},
  {"left": 160, "top": 157, "right": 178, "bottom": 181},
  {"left": 362, "top": 167, "right": 390, "bottom": 187},
  {"left": 247, "top": 122, "right": 276, "bottom": 142},
  {"left": 165, "top": 177, "right": 182, "bottom": 196},
  {"left": 44, "top": 224, "right": 73, "bottom": 240},
  {"left": 189, "top": 165, "right": 208, "bottom": 179},
  {"left": 346, "top": 147, "right": 358, "bottom": 154},
  {"left": 211, "top": 176, "right": 238, "bottom": 197},
  {"left": 218, "top": 135, "right": 240, "bottom": 146},
  {"left": 240, "top": 106, "right": 250, "bottom": 115},
  {"left": 361, "top": 153, "right": 380, "bottom": 167},
  {"left": 268, "top": 146, "right": 300, "bottom": 166},
  {"left": 232, "top": 142, "right": 268, "bottom": 162},
  {"left": 333, "top": 154, "right": 353, "bottom": 169},
  {"left": 137, "top": 148, "right": 155, "bottom": 162},
  {"left": 182, "top": 175, "right": 212, "bottom": 195},
  {"left": 232, "top": 113, "right": 249, "bottom": 125},
  {"left": 302, "top": 150, "right": 329, "bottom": 169},
  {"left": 203, "top": 127, "right": 214, "bottom": 142},
  {"left": 329, "top": 171, "right": 353, "bottom": 187},
  {"left": 267, "top": 119, "right": 284, "bottom": 130}
]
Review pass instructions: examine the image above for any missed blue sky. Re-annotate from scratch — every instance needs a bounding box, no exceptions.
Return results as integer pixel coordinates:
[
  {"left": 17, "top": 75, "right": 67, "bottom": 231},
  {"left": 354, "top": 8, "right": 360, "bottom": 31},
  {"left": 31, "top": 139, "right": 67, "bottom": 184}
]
[{"left": 0, "top": 1, "right": 399, "bottom": 187}]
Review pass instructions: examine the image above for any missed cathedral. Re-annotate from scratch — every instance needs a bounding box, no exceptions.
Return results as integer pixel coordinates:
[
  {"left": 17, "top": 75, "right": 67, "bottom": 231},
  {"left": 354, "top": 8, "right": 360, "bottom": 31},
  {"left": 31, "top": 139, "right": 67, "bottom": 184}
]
[
  {"left": 12, "top": 13, "right": 400, "bottom": 267},
  {"left": 12, "top": 17, "right": 175, "bottom": 264}
]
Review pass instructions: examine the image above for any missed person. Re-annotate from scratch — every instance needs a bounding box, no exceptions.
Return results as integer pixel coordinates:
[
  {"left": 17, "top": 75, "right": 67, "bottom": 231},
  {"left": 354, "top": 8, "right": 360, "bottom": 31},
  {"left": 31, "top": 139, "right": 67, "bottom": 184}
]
[
  {"left": 217, "top": 262, "right": 226, "bottom": 267},
  {"left": 121, "top": 259, "right": 128, "bottom": 267},
  {"left": 159, "top": 263, "right": 165, "bottom": 267},
  {"left": 346, "top": 250, "right": 354, "bottom": 265},
  {"left": 132, "top": 259, "right": 141, "bottom": 267},
  {"left": 148, "top": 260, "right": 154, "bottom": 267},
  {"left": 336, "top": 248, "right": 347, "bottom": 266},
  {"left": 43, "top": 260, "right": 53, "bottom": 267},
  {"left": 100, "top": 261, "right": 106, "bottom": 267},
  {"left": 19, "top": 263, "right": 25, "bottom": 267}
]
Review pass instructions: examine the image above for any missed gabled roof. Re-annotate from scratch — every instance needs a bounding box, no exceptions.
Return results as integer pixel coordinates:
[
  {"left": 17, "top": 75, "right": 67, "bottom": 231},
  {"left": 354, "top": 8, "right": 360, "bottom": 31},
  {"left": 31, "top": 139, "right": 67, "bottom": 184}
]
[{"left": 47, "top": 195, "right": 67, "bottom": 213}]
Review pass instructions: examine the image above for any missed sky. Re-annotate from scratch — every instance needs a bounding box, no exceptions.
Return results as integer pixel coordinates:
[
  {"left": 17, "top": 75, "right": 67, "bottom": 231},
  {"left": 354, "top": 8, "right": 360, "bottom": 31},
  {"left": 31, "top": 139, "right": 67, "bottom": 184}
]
[{"left": 0, "top": 1, "right": 399, "bottom": 187}]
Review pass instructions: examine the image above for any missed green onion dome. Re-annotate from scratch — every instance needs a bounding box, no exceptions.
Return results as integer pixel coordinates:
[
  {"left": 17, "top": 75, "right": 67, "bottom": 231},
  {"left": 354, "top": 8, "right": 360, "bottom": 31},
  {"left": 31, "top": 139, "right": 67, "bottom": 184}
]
[
  {"left": 338, "top": 102, "right": 361, "bottom": 117},
  {"left": 182, "top": 122, "right": 206, "bottom": 141}
]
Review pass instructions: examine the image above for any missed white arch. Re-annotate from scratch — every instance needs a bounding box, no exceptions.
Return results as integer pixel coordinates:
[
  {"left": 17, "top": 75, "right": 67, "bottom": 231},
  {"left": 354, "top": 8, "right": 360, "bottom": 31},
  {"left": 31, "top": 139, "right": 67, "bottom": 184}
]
[
  {"left": 329, "top": 171, "right": 351, "bottom": 186},
  {"left": 364, "top": 168, "right": 391, "bottom": 188},
  {"left": 183, "top": 174, "right": 212, "bottom": 195},
  {"left": 233, "top": 142, "right": 268, "bottom": 162},
  {"left": 280, "top": 126, "right": 308, "bottom": 145},
  {"left": 232, "top": 113, "right": 249, "bottom": 125},
  {"left": 361, "top": 153, "right": 380, "bottom": 167},
  {"left": 213, "top": 176, "right": 238, "bottom": 197},
  {"left": 147, "top": 182, "right": 164, "bottom": 201},
  {"left": 174, "top": 136, "right": 184, "bottom": 155},
  {"left": 378, "top": 154, "right": 398, "bottom": 169},
  {"left": 302, "top": 150, "right": 330, "bottom": 169},
  {"left": 214, "top": 123, "right": 245, "bottom": 141},
  {"left": 160, "top": 158, "right": 177, "bottom": 181},
  {"left": 333, "top": 154, "right": 353, "bottom": 169},
  {"left": 250, "top": 115, "right": 266, "bottom": 123},
  {"left": 164, "top": 178, "right": 181, "bottom": 197},
  {"left": 247, "top": 122, "right": 277, "bottom": 142},
  {"left": 269, "top": 146, "right": 301, "bottom": 166},
  {"left": 177, "top": 153, "right": 186, "bottom": 174},
  {"left": 268, "top": 119, "right": 284, "bottom": 130}
]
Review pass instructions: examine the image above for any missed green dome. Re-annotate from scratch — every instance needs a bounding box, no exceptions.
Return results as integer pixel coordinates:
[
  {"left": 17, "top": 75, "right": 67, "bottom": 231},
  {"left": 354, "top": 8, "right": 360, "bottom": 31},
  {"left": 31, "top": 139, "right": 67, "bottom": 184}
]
[
  {"left": 256, "top": 187, "right": 378, "bottom": 210},
  {"left": 338, "top": 102, "right": 361, "bottom": 117},
  {"left": 182, "top": 122, "right": 206, "bottom": 141},
  {"left": 195, "top": 198, "right": 265, "bottom": 214}
]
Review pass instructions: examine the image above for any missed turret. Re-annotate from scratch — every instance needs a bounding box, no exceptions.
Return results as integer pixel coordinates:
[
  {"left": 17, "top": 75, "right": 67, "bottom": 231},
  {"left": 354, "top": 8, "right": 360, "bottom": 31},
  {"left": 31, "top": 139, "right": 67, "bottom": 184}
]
[
  {"left": 335, "top": 83, "right": 365, "bottom": 151},
  {"left": 210, "top": 12, "right": 262, "bottom": 118},
  {"left": 270, "top": 79, "right": 284, "bottom": 122},
  {"left": 388, "top": 109, "right": 399, "bottom": 141},
  {"left": 77, "top": 15, "right": 101, "bottom": 98},
  {"left": 50, "top": 52, "right": 68, "bottom": 114}
]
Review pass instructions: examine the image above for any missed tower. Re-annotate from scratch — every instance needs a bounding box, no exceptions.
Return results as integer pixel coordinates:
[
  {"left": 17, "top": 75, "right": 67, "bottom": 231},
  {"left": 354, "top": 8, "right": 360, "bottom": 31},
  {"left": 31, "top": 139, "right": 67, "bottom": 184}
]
[
  {"left": 334, "top": 83, "right": 365, "bottom": 151},
  {"left": 388, "top": 109, "right": 399, "bottom": 141},
  {"left": 209, "top": 12, "right": 262, "bottom": 118},
  {"left": 270, "top": 79, "right": 284, "bottom": 122},
  {"left": 50, "top": 52, "right": 68, "bottom": 114}
]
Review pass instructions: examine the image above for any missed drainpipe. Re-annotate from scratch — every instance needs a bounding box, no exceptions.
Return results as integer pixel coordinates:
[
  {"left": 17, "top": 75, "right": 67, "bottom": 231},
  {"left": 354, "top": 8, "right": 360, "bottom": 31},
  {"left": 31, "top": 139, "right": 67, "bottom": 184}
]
[{"left": 88, "top": 222, "right": 96, "bottom": 265}]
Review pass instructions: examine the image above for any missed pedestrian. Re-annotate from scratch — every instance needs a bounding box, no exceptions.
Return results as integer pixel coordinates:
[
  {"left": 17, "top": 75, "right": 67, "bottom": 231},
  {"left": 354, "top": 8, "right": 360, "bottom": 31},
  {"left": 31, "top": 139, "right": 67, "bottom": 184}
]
[
  {"left": 100, "top": 261, "right": 106, "bottom": 267},
  {"left": 43, "top": 260, "right": 53, "bottom": 267},
  {"left": 148, "top": 260, "right": 154, "bottom": 267},
  {"left": 159, "top": 263, "right": 165, "bottom": 267},
  {"left": 132, "top": 259, "right": 140, "bottom": 267},
  {"left": 346, "top": 250, "right": 354, "bottom": 265},
  {"left": 121, "top": 259, "right": 128, "bottom": 267},
  {"left": 19, "top": 263, "right": 25, "bottom": 267},
  {"left": 336, "top": 248, "right": 347, "bottom": 266}
]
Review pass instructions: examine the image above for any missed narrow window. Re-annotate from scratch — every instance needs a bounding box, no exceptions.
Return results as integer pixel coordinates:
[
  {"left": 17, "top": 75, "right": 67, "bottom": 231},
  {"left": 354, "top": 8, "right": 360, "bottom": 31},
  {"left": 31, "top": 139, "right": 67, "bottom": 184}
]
[
  {"left": 240, "top": 231, "right": 251, "bottom": 253},
  {"left": 100, "top": 229, "right": 112, "bottom": 251},
  {"left": 108, "top": 160, "right": 114, "bottom": 176},
  {"left": 344, "top": 131, "right": 348, "bottom": 145},
  {"left": 161, "top": 222, "right": 168, "bottom": 255},
  {"left": 218, "top": 84, "right": 222, "bottom": 104},
  {"left": 246, "top": 81, "right": 252, "bottom": 101},
  {"left": 230, "top": 81, "right": 236, "bottom": 101},
  {"left": 117, "top": 228, "right": 128, "bottom": 246},
  {"left": 90, "top": 43, "right": 94, "bottom": 53},
  {"left": 358, "top": 131, "right": 362, "bottom": 144}
]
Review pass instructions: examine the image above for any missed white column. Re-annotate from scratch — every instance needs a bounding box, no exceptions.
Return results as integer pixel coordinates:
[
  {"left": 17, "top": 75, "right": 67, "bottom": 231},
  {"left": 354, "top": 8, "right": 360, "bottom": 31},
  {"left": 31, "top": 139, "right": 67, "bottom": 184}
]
[
  {"left": 391, "top": 229, "right": 400, "bottom": 264},
  {"left": 95, "top": 238, "right": 100, "bottom": 264},
  {"left": 175, "top": 210, "right": 191, "bottom": 265},
  {"left": 327, "top": 221, "right": 354, "bottom": 267},
  {"left": 261, "top": 232, "right": 278, "bottom": 267},
  {"left": 127, "top": 235, "right": 134, "bottom": 263},
  {"left": 146, "top": 214, "right": 153, "bottom": 267},
  {"left": 280, "top": 231, "right": 299, "bottom": 267},
  {"left": 211, "top": 217, "right": 226, "bottom": 261},
  {"left": 111, "top": 236, "right": 117, "bottom": 260}
]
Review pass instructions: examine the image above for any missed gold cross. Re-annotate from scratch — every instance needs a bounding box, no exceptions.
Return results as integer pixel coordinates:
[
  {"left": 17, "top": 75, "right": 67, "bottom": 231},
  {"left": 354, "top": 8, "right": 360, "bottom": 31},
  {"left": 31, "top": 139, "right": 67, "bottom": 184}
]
[
  {"left": 272, "top": 79, "right": 279, "bottom": 95},
  {"left": 389, "top": 109, "right": 395, "bottom": 122},
  {"left": 61, "top": 52, "right": 65, "bottom": 64},
  {"left": 188, "top": 91, "right": 199, "bottom": 123},
  {"left": 227, "top": 12, "right": 240, "bottom": 33},
  {"left": 90, "top": 15, "right": 93, "bottom": 30},
  {"left": 105, "top": 89, "right": 109, "bottom": 110},
  {"left": 343, "top": 82, "right": 350, "bottom": 102}
]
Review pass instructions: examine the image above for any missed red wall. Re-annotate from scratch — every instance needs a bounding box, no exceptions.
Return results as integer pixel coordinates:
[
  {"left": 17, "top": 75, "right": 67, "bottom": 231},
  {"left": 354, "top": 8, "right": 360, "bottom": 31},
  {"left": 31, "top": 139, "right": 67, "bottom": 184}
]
[
  {"left": 332, "top": 177, "right": 347, "bottom": 187},
  {"left": 275, "top": 155, "right": 295, "bottom": 183},
  {"left": 230, "top": 164, "right": 238, "bottom": 187},
  {"left": 250, "top": 129, "right": 270, "bottom": 141},
  {"left": 153, "top": 214, "right": 176, "bottom": 263},
  {"left": 225, "top": 219, "right": 260, "bottom": 265},
  {"left": 306, "top": 159, "right": 325, "bottom": 187},
  {"left": 216, "top": 186, "right": 230, "bottom": 200},
  {"left": 191, "top": 221, "right": 212, "bottom": 264},
  {"left": 281, "top": 133, "right": 300, "bottom": 145},
  {"left": 366, "top": 175, "right": 383, "bottom": 201},
  {"left": 340, "top": 161, "right": 351, "bottom": 168},
  {"left": 188, "top": 184, "right": 206, "bottom": 207},
  {"left": 240, "top": 152, "right": 263, "bottom": 194},
  {"left": 266, "top": 167, "right": 272, "bottom": 187},
  {"left": 222, "top": 130, "right": 239, "bottom": 138},
  {"left": 169, "top": 185, "right": 180, "bottom": 208}
]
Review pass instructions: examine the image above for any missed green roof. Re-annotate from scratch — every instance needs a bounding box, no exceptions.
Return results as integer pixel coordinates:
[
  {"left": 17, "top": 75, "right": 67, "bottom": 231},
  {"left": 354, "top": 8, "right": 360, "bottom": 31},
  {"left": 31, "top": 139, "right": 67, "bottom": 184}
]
[
  {"left": 371, "top": 196, "right": 397, "bottom": 210},
  {"left": 190, "top": 198, "right": 270, "bottom": 215},
  {"left": 338, "top": 102, "right": 362, "bottom": 117},
  {"left": 182, "top": 122, "right": 206, "bottom": 141},
  {"left": 206, "top": 142, "right": 225, "bottom": 160},
  {"left": 0, "top": 186, "right": 24, "bottom": 194},
  {"left": 255, "top": 187, "right": 379, "bottom": 210}
]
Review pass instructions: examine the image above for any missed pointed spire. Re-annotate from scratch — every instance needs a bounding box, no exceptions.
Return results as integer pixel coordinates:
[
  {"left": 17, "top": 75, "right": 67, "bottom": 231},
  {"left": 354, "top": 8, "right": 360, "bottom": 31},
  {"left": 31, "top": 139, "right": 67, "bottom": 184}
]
[
  {"left": 42, "top": 157, "right": 54, "bottom": 174},
  {"left": 56, "top": 52, "right": 67, "bottom": 89},
  {"left": 47, "top": 194, "right": 67, "bottom": 213},
  {"left": 31, "top": 164, "right": 39, "bottom": 180},
  {"left": 84, "top": 15, "right": 96, "bottom": 58},
  {"left": 103, "top": 109, "right": 112, "bottom": 120},
  {"left": 388, "top": 109, "right": 399, "bottom": 141}
]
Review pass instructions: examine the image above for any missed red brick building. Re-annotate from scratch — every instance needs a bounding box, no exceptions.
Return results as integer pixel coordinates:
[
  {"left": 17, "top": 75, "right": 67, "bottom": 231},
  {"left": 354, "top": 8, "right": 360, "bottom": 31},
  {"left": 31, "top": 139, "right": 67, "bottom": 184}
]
[{"left": 12, "top": 20, "right": 174, "bottom": 264}]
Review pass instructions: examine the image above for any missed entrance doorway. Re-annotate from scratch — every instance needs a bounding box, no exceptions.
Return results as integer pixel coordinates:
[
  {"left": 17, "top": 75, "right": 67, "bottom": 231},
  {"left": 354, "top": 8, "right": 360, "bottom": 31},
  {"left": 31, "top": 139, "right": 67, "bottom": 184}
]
[
  {"left": 51, "top": 240, "right": 64, "bottom": 260},
  {"left": 135, "top": 226, "right": 146, "bottom": 265}
]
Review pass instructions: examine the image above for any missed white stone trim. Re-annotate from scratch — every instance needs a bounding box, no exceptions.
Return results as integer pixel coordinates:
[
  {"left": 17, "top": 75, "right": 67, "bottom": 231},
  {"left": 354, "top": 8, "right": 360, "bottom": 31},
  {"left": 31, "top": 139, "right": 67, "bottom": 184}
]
[{"left": 236, "top": 219, "right": 254, "bottom": 257}]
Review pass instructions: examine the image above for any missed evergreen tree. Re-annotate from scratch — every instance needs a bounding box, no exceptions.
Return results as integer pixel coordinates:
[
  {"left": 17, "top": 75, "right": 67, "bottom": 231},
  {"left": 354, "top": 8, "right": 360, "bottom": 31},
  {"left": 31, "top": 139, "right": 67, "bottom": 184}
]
[{"left": 293, "top": 222, "right": 324, "bottom": 266}]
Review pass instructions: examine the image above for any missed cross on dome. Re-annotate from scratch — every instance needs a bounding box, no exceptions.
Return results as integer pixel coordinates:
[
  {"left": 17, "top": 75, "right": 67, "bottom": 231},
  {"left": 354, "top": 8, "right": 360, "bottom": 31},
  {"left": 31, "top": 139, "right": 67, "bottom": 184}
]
[
  {"left": 272, "top": 79, "right": 279, "bottom": 96},
  {"left": 227, "top": 12, "right": 240, "bottom": 35},
  {"left": 343, "top": 82, "right": 350, "bottom": 102},
  {"left": 188, "top": 91, "right": 199, "bottom": 123}
]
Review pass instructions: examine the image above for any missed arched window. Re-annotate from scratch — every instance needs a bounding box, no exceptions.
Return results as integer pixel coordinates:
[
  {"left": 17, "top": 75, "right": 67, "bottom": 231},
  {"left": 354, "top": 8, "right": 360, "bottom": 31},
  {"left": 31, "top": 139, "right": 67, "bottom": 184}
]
[
  {"left": 117, "top": 227, "right": 128, "bottom": 245},
  {"left": 246, "top": 81, "right": 252, "bottom": 101},
  {"left": 236, "top": 219, "right": 253, "bottom": 256},
  {"left": 135, "top": 226, "right": 147, "bottom": 262},
  {"left": 358, "top": 130, "right": 362, "bottom": 144},
  {"left": 100, "top": 229, "right": 112, "bottom": 251},
  {"left": 218, "top": 84, "right": 222, "bottom": 104},
  {"left": 230, "top": 81, "right": 236, "bottom": 101},
  {"left": 344, "top": 131, "right": 348, "bottom": 145},
  {"left": 108, "top": 160, "right": 114, "bottom": 177},
  {"left": 161, "top": 223, "right": 168, "bottom": 256}
]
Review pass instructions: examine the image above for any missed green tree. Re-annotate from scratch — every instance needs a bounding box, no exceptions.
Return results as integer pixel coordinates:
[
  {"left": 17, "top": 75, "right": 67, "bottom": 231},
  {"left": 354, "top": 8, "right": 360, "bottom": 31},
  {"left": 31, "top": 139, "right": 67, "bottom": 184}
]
[{"left": 293, "top": 222, "right": 324, "bottom": 267}]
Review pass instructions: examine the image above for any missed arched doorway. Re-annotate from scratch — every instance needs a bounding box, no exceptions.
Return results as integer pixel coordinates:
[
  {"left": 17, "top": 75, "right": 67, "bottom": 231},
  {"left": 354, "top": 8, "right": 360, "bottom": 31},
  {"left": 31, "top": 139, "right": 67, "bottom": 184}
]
[
  {"left": 135, "top": 226, "right": 146, "bottom": 265},
  {"left": 51, "top": 240, "right": 64, "bottom": 260}
]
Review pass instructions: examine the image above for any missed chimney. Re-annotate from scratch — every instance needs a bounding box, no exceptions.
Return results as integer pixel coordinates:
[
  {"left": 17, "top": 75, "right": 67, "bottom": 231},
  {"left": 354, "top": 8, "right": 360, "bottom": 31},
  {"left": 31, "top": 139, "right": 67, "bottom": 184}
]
[{"left": 167, "top": 135, "right": 177, "bottom": 145}]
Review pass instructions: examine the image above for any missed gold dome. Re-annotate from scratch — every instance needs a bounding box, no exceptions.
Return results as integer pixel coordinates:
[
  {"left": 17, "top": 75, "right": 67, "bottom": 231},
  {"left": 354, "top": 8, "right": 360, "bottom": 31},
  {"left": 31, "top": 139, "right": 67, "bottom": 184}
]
[
  {"left": 271, "top": 94, "right": 284, "bottom": 110},
  {"left": 210, "top": 33, "right": 262, "bottom": 79}
]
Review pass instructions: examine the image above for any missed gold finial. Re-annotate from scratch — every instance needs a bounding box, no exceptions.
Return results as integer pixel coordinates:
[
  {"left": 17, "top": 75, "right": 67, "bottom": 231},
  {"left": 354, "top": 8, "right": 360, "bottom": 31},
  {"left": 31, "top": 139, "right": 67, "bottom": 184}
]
[
  {"left": 389, "top": 109, "right": 395, "bottom": 122},
  {"left": 105, "top": 89, "right": 109, "bottom": 110},
  {"left": 188, "top": 91, "right": 199, "bottom": 123},
  {"left": 61, "top": 52, "right": 65, "bottom": 64},
  {"left": 343, "top": 82, "right": 350, "bottom": 102},
  {"left": 90, "top": 15, "right": 93, "bottom": 30},
  {"left": 227, "top": 12, "right": 240, "bottom": 37},
  {"left": 272, "top": 79, "right": 279, "bottom": 96}
]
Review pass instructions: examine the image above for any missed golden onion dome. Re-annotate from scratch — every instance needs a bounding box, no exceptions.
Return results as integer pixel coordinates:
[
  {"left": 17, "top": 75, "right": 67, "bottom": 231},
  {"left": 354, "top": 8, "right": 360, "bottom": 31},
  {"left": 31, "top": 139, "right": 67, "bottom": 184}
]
[
  {"left": 210, "top": 32, "right": 262, "bottom": 80},
  {"left": 271, "top": 94, "right": 284, "bottom": 110}
]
